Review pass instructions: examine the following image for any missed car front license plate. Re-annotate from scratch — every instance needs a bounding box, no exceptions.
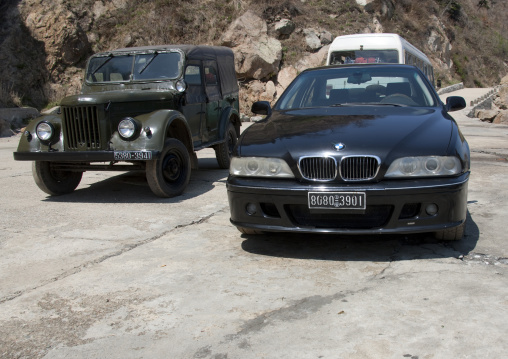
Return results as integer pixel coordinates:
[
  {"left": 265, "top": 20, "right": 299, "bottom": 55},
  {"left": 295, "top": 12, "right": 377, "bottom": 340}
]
[
  {"left": 308, "top": 192, "right": 366, "bottom": 210},
  {"left": 114, "top": 151, "right": 152, "bottom": 161}
]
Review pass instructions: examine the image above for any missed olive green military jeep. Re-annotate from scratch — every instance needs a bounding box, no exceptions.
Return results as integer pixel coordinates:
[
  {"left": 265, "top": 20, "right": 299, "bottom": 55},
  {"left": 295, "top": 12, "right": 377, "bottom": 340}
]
[{"left": 14, "top": 45, "right": 241, "bottom": 197}]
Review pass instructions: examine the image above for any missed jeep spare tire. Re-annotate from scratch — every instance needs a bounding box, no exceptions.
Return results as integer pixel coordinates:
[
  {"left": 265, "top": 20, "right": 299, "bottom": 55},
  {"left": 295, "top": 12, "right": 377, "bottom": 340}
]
[{"left": 146, "top": 138, "right": 191, "bottom": 198}]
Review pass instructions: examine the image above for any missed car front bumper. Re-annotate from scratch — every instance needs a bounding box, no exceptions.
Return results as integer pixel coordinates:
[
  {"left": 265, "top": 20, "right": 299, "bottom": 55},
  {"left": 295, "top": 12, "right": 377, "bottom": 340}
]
[
  {"left": 13, "top": 150, "right": 159, "bottom": 162},
  {"left": 227, "top": 173, "right": 469, "bottom": 235}
]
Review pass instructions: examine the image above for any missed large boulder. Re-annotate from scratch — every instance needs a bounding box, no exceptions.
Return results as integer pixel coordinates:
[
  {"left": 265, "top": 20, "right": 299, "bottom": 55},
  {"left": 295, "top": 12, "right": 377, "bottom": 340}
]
[
  {"left": 303, "top": 28, "right": 333, "bottom": 52},
  {"left": 494, "top": 82, "right": 508, "bottom": 110},
  {"left": 274, "top": 19, "right": 295, "bottom": 39},
  {"left": 275, "top": 66, "right": 298, "bottom": 101},
  {"left": 0, "top": 107, "right": 40, "bottom": 137},
  {"left": 221, "top": 11, "right": 282, "bottom": 80},
  {"left": 294, "top": 45, "right": 330, "bottom": 73}
]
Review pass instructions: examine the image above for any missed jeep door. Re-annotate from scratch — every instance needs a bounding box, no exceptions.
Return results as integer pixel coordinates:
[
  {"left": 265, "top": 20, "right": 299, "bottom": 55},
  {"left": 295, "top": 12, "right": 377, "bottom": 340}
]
[
  {"left": 203, "top": 61, "right": 221, "bottom": 142},
  {"left": 182, "top": 63, "right": 206, "bottom": 146}
]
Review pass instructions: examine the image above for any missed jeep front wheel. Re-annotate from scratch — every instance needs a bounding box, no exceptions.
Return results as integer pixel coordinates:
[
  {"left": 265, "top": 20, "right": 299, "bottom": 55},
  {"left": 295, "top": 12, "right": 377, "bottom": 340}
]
[
  {"left": 146, "top": 138, "right": 191, "bottom": 198},
  {"left": 215, "top": 122, "right": 237, "bottom": 169},
  {"left": 32, "top": 161, "right": 83, "bottom": 195}
]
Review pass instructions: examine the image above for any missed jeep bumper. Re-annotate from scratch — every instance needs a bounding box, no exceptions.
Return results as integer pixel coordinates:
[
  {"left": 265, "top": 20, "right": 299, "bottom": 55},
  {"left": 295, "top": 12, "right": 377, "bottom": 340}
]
[{"left": 13, "top": 150, "right": 159, "bottom": 162}]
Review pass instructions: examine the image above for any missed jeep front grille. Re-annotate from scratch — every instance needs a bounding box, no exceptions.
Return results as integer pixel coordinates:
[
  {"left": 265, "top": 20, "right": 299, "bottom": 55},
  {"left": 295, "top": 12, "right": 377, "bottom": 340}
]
[
  {"left": 340, "top": 156, "right": 380, "bottom": 181},
  {"left": 299, "top": 157, "right": 337, "bottom": 181},
  {"left": 62, "top": 106, "right": 102, "bottom": 150},
  {"left": 298, "top": 156, "right": 380, "bottom": 181}
]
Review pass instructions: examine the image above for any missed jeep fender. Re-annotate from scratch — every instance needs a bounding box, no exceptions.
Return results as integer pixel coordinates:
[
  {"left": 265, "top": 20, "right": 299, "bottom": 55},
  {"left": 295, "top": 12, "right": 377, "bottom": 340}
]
[
  {"left": 217, "top": 106, "right": 240, "bottom": 142},
  {"left": 110, "top": 110, "right": 193, "bottom": 153},
  {"left": 16, "top": 114, "right": 63, "bottom": 153}
]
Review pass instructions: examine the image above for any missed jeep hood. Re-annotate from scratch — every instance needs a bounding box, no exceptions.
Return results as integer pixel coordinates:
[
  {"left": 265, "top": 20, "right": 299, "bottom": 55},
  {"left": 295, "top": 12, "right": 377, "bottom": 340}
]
[{"left": 60, "top": 89, "right": 178, "bottom": 106}]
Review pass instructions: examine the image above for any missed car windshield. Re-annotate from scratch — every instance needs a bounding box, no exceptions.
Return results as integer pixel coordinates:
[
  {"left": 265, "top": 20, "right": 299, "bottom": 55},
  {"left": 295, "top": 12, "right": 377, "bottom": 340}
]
[
  {"left": 276, "top": 66, "right": 437, "bottom": 110},
  {"left": 86, "top": 51, "right": 182, "bottom": 83}
]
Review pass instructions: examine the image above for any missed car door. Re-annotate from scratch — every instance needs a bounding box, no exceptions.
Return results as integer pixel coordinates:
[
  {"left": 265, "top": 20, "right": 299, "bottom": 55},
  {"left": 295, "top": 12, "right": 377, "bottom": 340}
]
[
  {"left": 203, "top": 61, "right": 221, "bottom": 143},
  {"left": 182, "top": 62, "right": 206, "bottom": 145}
]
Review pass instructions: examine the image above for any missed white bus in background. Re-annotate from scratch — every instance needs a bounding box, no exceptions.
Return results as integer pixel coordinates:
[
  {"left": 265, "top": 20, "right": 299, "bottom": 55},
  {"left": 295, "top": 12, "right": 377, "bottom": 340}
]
[{"left": 327, "top": 33, "right": 435, "bottom": 86}]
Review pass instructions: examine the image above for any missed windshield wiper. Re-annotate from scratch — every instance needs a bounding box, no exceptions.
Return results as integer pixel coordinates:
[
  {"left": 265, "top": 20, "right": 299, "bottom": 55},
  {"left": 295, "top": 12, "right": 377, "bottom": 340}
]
[
  {"left": 374, "top": 103, "right": 407, "bottom": 107},
  {"left": 331, "top": 102, "right": 407, "bottom": 107},
  {"left": 91, "top": 53, "right": 114, "bottom": 76},
  {"left": 139, "top": 52, "right": 159, "bottom": 74}
]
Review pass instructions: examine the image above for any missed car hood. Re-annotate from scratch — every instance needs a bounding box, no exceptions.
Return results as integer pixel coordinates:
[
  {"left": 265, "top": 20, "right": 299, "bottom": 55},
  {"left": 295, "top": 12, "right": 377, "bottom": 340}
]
[
  {"left": 238, "top": 107, "right": 454, "bottom": 164},
  {"left": 60, "top": 89, "right": 178, "bottom": 106}
]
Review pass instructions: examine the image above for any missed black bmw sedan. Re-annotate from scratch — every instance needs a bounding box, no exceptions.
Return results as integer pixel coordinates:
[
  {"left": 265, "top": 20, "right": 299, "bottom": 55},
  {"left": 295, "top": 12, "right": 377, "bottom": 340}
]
[{"left": 227, "top": 64, "right": 470, "bottom": 240}]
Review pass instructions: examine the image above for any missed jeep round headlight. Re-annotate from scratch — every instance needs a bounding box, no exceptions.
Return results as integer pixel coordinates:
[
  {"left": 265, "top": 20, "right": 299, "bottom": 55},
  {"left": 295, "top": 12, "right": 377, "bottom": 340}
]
[
  {"left": 118, "top": 117, "right": 139, "bottom": 140},
  {"left": 36, "top": 121, "right": 55, "bottom": 142}
]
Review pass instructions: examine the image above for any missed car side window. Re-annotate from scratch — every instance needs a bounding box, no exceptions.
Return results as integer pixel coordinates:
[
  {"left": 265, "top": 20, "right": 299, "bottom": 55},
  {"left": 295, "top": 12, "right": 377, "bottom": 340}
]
[
  {"left": 204, "top": 62, "right": 221, "bottom": 101},
  {"left": 184, "top": 65, "right": 202, "bottom": 85},
  {"left": 204, "top": 66, "right": 218, "bottom": 85}
]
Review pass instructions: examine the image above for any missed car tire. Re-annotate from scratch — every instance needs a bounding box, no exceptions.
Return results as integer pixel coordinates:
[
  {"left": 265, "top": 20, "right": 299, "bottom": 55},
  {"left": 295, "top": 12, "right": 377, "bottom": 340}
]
[
  {"left": 32, "top": 161, "right": 83, "bottom": 195},
  {"left": 215, "top": 122, "right": 237, "bottom": 169},
  {"left": 237, "top": 227, "right": 264, "bottom": 235},
  {"left": 146, "top": 138, "right": 191, "bottom": 198},
  {"left": 434, "top": 222, "right": 465, "bottom": 241}
]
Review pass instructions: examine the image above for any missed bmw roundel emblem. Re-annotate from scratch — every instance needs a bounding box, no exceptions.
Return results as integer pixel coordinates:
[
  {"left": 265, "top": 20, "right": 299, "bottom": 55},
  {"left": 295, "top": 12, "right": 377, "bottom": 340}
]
[{"left": 334, "top": 142, "right": 346, "bottom": 151}]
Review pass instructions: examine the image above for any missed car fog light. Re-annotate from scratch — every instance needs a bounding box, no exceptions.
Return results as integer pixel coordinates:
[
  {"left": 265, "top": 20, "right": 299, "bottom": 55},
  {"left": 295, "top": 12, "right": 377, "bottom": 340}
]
[
  {"left": 118, "top": 117, "right": 138, "bottom": 140},
  {"left": 426, "top": 203, "right": 438, "bottom": 216},
  {"left": 246, "top": 203, "right": 257, "bottom": 215},
  {"left": 36, "top": 122, "right": 54, "bottom": 142}
]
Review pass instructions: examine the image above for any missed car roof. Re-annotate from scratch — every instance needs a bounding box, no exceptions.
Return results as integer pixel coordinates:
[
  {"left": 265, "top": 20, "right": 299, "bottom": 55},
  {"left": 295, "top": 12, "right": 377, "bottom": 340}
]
[
  {"left": 90, "top": 45, "right": 239, "bottom": 94},
  {"left": 95, "top": 45, "right": 234, "bottom": 60}
]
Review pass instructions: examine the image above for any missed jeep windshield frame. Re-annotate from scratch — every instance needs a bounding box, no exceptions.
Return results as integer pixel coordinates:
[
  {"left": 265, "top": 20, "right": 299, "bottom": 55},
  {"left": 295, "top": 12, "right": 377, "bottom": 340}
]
[{"left": 85, "top": 49, "right": 184, "bottom": 84}]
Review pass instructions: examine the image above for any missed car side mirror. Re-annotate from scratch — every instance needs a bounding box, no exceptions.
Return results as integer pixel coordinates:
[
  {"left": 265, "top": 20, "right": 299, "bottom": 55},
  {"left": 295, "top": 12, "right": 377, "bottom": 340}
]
[
  {"left": 251, "top": 101, "right": 272, "bottom": 116},
  {"left": 446, "top": 96, "right": 466, "bottom": 112}
]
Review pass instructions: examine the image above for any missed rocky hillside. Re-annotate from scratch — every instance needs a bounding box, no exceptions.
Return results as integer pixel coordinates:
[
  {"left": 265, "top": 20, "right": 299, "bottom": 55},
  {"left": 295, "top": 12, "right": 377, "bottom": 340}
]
[{"left": 0, "top": 0, "right": 507, "bottom": 115}]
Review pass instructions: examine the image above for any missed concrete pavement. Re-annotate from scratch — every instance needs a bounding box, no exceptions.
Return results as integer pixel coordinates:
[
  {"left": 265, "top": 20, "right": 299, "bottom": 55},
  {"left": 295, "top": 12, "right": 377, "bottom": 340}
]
[{"left": 0, "top": 89, "right": 507, "bottom": 358}]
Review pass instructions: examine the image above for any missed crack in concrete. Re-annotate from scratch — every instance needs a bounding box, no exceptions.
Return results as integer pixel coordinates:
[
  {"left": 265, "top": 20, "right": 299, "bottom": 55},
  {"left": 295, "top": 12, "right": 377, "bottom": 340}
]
[
  {"left": 460, "top": 252, "right": 508, "bottom": 266},
  {"left": 470, "top": 149, "right": 508, "bottom": 161},
  {"left": 0, "top": 207, "right": 227, "bottom": 305}
]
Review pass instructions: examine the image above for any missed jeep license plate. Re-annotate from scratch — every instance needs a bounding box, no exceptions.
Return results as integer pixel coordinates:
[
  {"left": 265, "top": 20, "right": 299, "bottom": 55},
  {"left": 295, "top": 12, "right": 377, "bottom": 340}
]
[
  {"left": 308, "top": 192, "right": 366, "bottom": 210},
  {"left": 114, "top": 151, "right": 152, "bottom": 161}
]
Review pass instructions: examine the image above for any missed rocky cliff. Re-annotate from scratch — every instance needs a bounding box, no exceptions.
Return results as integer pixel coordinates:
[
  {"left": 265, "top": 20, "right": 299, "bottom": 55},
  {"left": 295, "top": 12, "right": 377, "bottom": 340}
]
[{"left": 0, "top": 0, "right": 507, "bottom": 116}]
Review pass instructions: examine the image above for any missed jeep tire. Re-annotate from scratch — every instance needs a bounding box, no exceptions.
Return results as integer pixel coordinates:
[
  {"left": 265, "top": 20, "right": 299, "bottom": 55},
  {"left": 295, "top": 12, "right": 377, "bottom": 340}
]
[
  {"left": 215, "top": 122, "right": 237, "bottom": 169},
  {"left": 32, "top": 161, "right": 83, "bottom": 196},
  {"left": 146, "top": 138, "right": 191, "bottom": 198}
]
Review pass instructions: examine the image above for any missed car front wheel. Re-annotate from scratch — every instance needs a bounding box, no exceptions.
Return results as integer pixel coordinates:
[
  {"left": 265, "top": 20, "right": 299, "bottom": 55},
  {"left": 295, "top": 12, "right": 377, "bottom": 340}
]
[
  {"left": 32, "top": 161, "right": 83, "bottom": 195},
  {"left": 146, "top": 138, "right": 191, "bottom": 198},
  {"left": 434, "top": 222, "right": 465, "bottom": 241}
]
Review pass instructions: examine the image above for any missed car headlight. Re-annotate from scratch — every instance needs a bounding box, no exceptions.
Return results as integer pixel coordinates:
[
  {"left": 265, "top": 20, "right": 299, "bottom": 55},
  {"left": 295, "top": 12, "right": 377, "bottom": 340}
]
[
  {"left": 385, "top": 156, "right": 462, "bottom": 177},
  {"left": 118, "top": 117, "right": 139, "bottom": 140},
  {"left": 230, "top": 157, "right": 294, "bottom": 178},
  {"left": 36, "top": 121, "right": 55, "bottom": 142}
]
